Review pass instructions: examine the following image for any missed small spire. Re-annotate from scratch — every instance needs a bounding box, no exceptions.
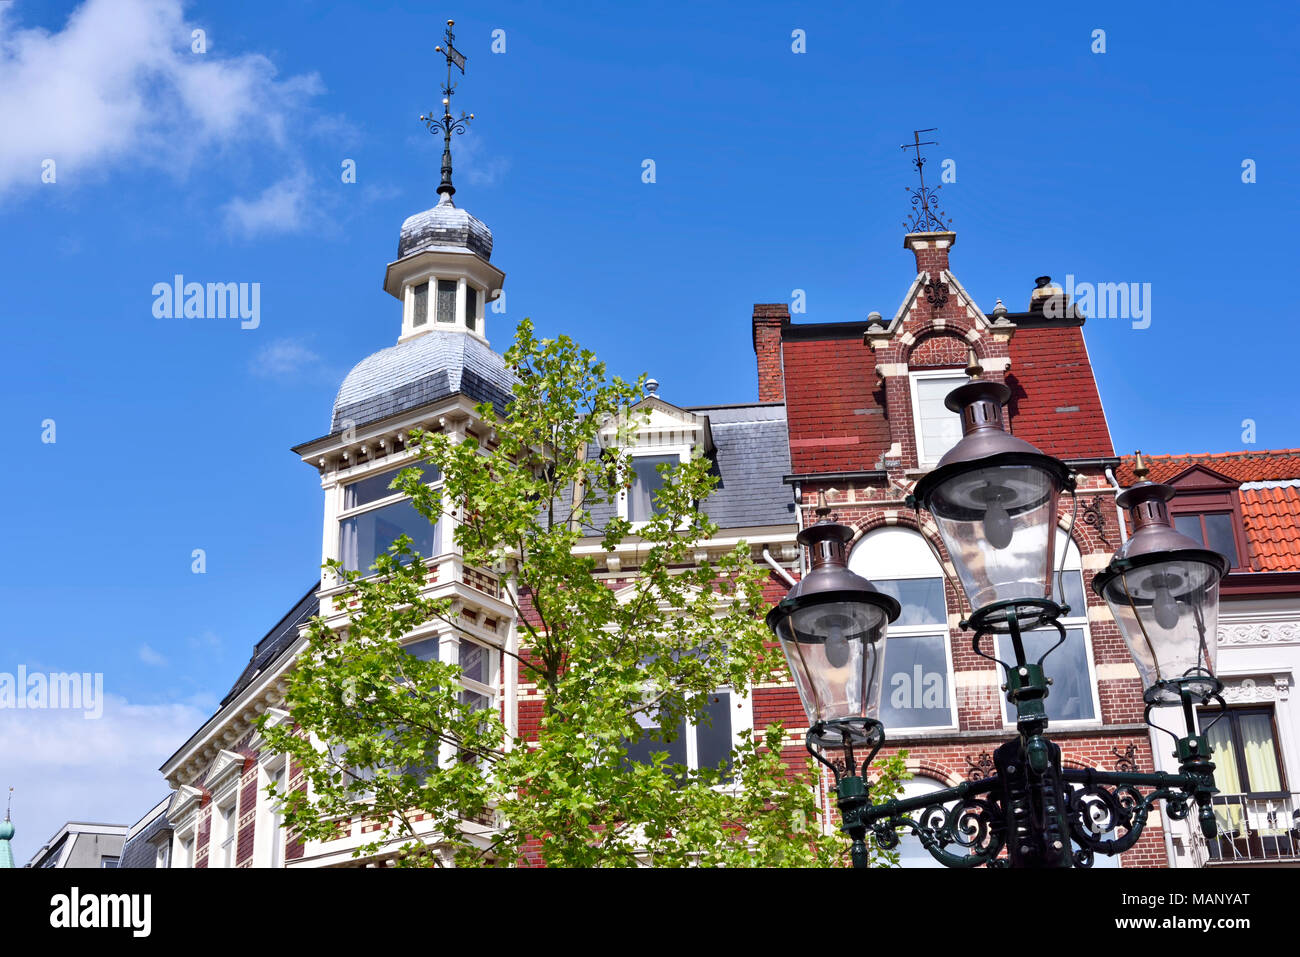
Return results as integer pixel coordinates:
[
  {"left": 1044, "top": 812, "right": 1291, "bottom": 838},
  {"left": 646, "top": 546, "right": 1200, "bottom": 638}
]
[
  {"left": 4, "top": 786, "right": 10, "bottom": 822},
  {"left": 814, "top": 490, "right": 832, "bottom": 520},
  {"left": 0, "top": 787, "right": 14, "bottom": 869},
  {"left": 1133, "top": 450, "right": 1149, "bottom": 481},
  {"left": 420, "top": 19, "right": 474, "bottom": 200}
]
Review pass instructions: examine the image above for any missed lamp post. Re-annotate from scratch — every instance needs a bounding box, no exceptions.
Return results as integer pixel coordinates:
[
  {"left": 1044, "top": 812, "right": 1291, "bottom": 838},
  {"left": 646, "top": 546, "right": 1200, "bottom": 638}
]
[{"left": 768, "top": 383, "right": 1229, "bottom": 868}]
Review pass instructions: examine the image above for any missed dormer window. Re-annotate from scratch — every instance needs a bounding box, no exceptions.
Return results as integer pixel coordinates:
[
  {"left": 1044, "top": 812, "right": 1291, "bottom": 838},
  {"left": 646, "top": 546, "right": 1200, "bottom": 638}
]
[
  {"left": 1162, "top": 464, "right": 1250, "bottom": 572},
  {"left": 909, "top": 370, "right": 967, "bottom": 467},
  {"left": 627, "top": 454, "right": 679, "bottom": 523},
  {"left": 1173, "top": 512, "right": 1241, "bottom": 569}
]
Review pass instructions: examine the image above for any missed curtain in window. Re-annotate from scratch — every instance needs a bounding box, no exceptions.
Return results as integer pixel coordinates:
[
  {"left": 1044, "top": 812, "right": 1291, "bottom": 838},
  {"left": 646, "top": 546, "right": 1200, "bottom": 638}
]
[
  {"left": 1240, "top": 714, "right": 1282, "bottom": 793},
  {"left": 1206, "top": 720, "right": 1243, "bottom": 834},
  {"left": 627, "top": 455, "right": 674, "bottom": 522}
]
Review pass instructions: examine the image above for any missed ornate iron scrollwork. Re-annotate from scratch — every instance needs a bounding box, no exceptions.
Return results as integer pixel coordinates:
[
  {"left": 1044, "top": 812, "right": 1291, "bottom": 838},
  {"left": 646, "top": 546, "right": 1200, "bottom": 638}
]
[
  {"left": 965, "top": 751, "right": 995, "bottom": 780},
  {"left": 1080, "top": 496, "right": 1111, "bottom": 547}
]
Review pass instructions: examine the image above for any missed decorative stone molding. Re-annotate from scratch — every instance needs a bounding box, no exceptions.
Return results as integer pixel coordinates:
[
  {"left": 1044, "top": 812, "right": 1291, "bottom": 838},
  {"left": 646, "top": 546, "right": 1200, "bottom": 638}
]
[
  {"left": 1219, "top": 675, "right": 1291, "bottom": 704},
  {"left": 207, "top": 749, "right": 247, "bottom": 793},
  {"left": 1219, "top": 619, "right": 1300, "bottom": 646}
]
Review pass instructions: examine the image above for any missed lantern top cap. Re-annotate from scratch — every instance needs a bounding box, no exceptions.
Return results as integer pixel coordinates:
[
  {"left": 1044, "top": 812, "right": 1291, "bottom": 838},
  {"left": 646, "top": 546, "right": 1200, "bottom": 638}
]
[
  {"left": 943, "top": 379, "right": 1010, "bottom": 414},
  {"left": 1115, "top": 481, "right": 1176, "bottom": 511},
  {"left": 797, "top": 518, "right": 854, "bottom": 547}
]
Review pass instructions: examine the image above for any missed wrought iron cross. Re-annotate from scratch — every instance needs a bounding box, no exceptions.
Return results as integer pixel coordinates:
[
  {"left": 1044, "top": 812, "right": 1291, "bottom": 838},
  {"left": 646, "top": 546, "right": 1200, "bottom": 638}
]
[
  {"left": 421, "top": 19, "right": 474, "bottom": 198},
  {"left": 901, "top": 128, "right": 952, "bottom": 233}
]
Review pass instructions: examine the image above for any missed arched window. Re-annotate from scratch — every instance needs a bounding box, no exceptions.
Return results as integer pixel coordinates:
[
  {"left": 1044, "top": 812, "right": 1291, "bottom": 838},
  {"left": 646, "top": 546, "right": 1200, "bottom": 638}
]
[
  {"left": 849, "top": 528, "right": 956, "bottom": 731},
  {"left": 894, "top": 776, "right": 949, "bottom": 868},
  {"left": 994, "top": 533, "right": 1100, "bottom": 726}
]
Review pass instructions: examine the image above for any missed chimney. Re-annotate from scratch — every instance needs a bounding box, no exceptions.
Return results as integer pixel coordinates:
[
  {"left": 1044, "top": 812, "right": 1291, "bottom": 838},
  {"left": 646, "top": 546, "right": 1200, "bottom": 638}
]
[
  {"left": 904, "top": 231, "right": 956, "bottom": 277},
  {"left": 1028, "top": 275, "right": 1080, "bottom": 320},
  {"left": 752, "top": 304, "right": 789, "bottom": 402}
]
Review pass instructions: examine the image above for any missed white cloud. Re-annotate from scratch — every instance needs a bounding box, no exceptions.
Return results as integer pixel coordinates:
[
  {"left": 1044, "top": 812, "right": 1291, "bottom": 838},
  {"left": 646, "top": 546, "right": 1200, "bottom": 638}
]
[
  {"left": 455, "top": 132, "right": 510, "bottom": 188},
  {"left": 249, "top": 337, "right": 325, "bottom": 379},
  {"left": 222, "top": 169, "right": 315, "bottom": 238},
  {"left": 0, "top": 0, "right": 323, "bottom": 196},
  {"left": 138, "top": 644, "right": 167, "bottom": 667},
  {"left": 4, "top": 694, "right": 208, "bottom": 863}
]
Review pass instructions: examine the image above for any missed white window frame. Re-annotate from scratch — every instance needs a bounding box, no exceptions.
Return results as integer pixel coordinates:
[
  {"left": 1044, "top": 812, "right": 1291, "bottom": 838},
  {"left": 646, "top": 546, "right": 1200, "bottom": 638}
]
[
  {"left": 174, "top": 827, "right": 195, "bottom": 869},
  {"left": 213, "top": 794, "right": 238, "bottom": 869},
  {"left": 996, "top": 534, "right": 1103, "bottom": 730},
  {"left": 333, "top": 455, "right": 446, "bottom": 577},
  {"left": 627, "top": 687, "right": 754, "bottom": 782},
  {"left": 154, "top": 841, "right": 170, "bottom": 869},
  {"left": 908, "top": 369, "right": 969, "bottom": 468},
  {"left": 617, "top": 444, "right": 692, "bottom": 526},
  {"left": 401, "top": 274, "right": 486, "bottom": 341},
  {"left": 850, "top": 527, "right": 959, "bottom": 734},
  {"left": 254, "top": 756, "right": 290, "bottom": 868}
]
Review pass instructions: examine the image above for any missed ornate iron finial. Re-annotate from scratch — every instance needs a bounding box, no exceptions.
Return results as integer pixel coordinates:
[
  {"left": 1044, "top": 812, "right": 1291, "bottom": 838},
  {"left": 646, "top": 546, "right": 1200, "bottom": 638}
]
[
  {"left": 815, "top": 490, "right": 833, "bottom": 520},
  {"left": 901, "top": 128, "right": 953, "bottom": 233},
  {"left": 421, "top": 19, "right": 474, "bottom": 199},
  {"left": 1133, "top": 450, "right": 1149, "bottom": 481}
]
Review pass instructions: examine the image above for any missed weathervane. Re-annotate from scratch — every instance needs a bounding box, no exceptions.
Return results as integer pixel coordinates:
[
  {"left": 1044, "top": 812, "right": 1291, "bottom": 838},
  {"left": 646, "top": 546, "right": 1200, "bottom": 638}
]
[
  {"left": 901, "top": 128, "right": 952, "bottom": 233},
  {"left": 420, "top": 19, "right": 474, "bottom": 199}
]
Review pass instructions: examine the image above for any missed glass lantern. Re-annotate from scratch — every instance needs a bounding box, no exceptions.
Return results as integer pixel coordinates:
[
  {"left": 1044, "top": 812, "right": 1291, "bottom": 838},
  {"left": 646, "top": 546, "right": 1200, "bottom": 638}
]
[
  {"left": 911, "top": 381, "right": 1073, "bottom": 631},
  {"left": 1093, "top": 482, "right": 1229, "bottom": 705},
  {"left": 766, "top": 513, "right": 900, "bottom": 744}
]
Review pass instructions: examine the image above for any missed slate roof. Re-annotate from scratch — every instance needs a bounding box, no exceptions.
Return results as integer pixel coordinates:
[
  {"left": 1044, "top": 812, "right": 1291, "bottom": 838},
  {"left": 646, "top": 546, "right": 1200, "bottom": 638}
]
[
  {"left": 397, "top": 194, "right": 493, "bottom": 261},
  {"left": 220, "top": 584, "right": 321, "bottom": 707},
  {"left": 120, "top": 798, "right": 171, "bottom": 869},
  {"left": 582, "top": 403, "right": 795, "bottom": 532},
  {"left": 331, "top": 331, "right": 516, "bottom": 433}
]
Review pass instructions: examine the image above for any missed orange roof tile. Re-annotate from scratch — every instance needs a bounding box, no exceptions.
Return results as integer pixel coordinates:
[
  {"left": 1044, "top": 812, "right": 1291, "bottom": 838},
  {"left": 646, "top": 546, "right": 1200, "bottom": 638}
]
[
  {"left": 1240, "top": 486, "right": 1300, "bottom": 572},
  {"left": 1116, "top": 450, "right": 1300, "bottom": 485}
]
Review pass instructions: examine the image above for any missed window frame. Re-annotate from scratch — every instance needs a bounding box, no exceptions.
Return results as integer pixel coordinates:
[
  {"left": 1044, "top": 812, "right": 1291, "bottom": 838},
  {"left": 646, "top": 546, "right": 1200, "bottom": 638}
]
[
  {"left": 623, "top": 687, "right": 753, "bottom": 783},
  {"left": 996, "top": 536, "right": 1102, "bottom": 730},
  {"left": 908, "top": 369, "right": 969, "bottom": 468},
  {"left": 1199, "top": 705, "right": 1288, "bottom": 799},
  {"left": 335, "top": 457, "right": 445, "bottom": 576},
  {"left": 849, "top": 527, "right": 958, "bottom": 734},
  {"left": 1167, "top": 501, "right": 1248, "bottom": 572},
  {"left": 616, "top": 444, "right": 692, "bottom": 526}
]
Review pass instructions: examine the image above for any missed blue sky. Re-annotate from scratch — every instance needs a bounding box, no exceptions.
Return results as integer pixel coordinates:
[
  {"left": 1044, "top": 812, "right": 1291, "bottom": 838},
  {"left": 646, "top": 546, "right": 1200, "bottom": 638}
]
[{"left": 1, "top": 0, "right": 1297, "bottom": 858}]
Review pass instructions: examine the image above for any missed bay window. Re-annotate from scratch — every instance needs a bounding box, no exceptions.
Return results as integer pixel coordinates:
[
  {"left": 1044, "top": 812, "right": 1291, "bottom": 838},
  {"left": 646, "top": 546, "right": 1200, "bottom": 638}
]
[{"left": 338, "top": 461, "right": 442, "bottom": 573}]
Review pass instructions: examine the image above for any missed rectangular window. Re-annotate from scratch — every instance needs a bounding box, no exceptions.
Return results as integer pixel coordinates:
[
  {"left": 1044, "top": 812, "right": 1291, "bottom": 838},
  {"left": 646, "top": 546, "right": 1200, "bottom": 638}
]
[
  {"left": 624, "top": 692, "right": 733, "bottom": 780},
  {"left": 466, "top": 287, "right": 479, "bottom": 332},
  {"left": 874, "top": 576, "right": 954, "bottom": 730},
  {"left": 402, "top": 636, "right": 440, "bottom": 662},
  {"left": 339, "top": 461, "right": 443, "bottom": 573},
  {"left": 1204, "top": 707, "right": 1285, "bottom": 797},
  {"left": 412, "top": 281, "right": 429, "bottom": 327},
  {"left": 343, "top": 462, "right": 440, "bottom": 511},
  {"left": 100, "top": 856, "right": 120, "bottom": 868},
  {"left": 911, "top": 374, "right": 967, "bottom": 466},
  {"left": 436, "top": 279, "right": 458, "bottom": 323},
  {"left": 155, "top": 843, "right": 169, "bottom": 869},
  {"left": 627, "top": 454, "right": 677, "bottom": 522},
  {"left": 1174, "top": 512, "right": 1240, "bottom": 568},
  {"left": 181, "top": 835, "right": 194, "bottom": 868},
  {"left": 217, "top": 802, "right": 236, "bottom": 868},
  {"left": 339, "top": 499, "right": 439, "bottom": 572},
  {"left": 997, "top": 628, "right": 1096, "bottom": 723},
  {"left": 269, "top": 763, "right": 288, "bottom": 869}
]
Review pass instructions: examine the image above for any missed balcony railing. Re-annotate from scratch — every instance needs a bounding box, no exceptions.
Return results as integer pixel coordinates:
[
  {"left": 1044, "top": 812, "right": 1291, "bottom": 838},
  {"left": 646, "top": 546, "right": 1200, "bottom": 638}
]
[{"left": 1193, "top": 792, "right": 1300, "bottom": 865}]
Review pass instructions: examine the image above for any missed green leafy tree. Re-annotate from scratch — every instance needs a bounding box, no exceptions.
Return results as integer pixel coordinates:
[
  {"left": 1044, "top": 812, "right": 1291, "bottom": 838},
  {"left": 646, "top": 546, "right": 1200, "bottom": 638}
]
[{"left": 260, "top": 318, "right": 905, "bottom": 867}]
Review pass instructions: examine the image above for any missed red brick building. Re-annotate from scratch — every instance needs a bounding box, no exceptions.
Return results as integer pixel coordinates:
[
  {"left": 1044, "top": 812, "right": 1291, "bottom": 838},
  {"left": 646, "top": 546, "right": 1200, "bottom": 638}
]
[{"left": 752, "top": 230, "right": 1170, "bottom": 867}]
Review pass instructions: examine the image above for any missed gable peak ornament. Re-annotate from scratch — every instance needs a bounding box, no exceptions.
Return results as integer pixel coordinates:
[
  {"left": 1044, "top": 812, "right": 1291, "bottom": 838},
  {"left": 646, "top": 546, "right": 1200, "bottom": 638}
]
[{"left": 901, "top": 128, "right": 953, "bottom": 233}]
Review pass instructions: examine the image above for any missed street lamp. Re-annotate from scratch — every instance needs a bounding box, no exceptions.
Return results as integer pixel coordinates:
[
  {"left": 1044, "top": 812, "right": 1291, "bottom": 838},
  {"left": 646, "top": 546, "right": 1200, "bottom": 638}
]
[
  {"left": 766, "top": 498, "right": 901, "bottom": 868},
  {"left": 769, "top": 382, "right": 1230, "bottom": 868}
]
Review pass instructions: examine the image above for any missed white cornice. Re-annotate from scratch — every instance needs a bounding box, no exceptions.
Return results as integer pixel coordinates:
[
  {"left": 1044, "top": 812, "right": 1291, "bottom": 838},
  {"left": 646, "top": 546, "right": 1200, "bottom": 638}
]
[{"left": 167, "top": 785, "right": 204, "bottom": 822}]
